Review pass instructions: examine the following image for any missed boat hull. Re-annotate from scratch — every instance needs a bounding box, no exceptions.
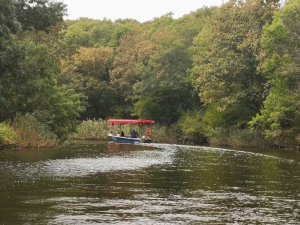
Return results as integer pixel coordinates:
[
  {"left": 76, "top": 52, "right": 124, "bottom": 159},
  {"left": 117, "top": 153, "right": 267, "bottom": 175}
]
[{"left": 108, "top": 134, "right": 152, "bottom": 143}]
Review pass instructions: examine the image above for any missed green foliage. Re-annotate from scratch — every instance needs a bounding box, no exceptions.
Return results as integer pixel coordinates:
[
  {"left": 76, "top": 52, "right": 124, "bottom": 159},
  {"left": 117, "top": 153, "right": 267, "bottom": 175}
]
[
  {"left": 207, "top": 127, "right": 268, "bottom": 147},
  {"left": 0, "top": 122, "right": 17, "bottom": 145},
  {"left": 14, "top": 0, "right": 67, "bottom": 32},
  {"left": 201, "top": 103, "right": 256, "bottom": 136},
  {"left": 200, "top": 103, "right": 258, "bottom": 146},
  {"left": 227, "top": 129, "right": 268, "bottom": 148},
  {"left": 133, "top": 89, "right": 193, "bottom": 124},
  {"left": 249, "top": 0, "right": 300, "bottom": 145},
  {"left": 111, "top": 11, "right": 207, "bottom": 121},
  {"left": 190, "top": 0, "right": 279, "bottom": 112},
  {"left": 32, "top": 86, "right": 83, "bottom": 139},
  {"left": 176, "top": 109, "right": 207, "bottom": 144},
  {"left": 64, "top": 46, "right": 119, "bottom": 120},
  {"left": 150, "top": 124, "right": 178, "bottom": 144},
  {"left": 174, "top": 7, "right": 218, "bottom": 47},
  {"left": 0, "top": 0, "right": 21, "bottom": 38},
  {"left": 12, "top": 114, "right": 58, "bottom": 148},
  {"left": 206, "top": 127, "right": 229, "bottom": 146},
  {"left": 62, "top": 18, "right": 139, "bottom": 49},
  {"left": 0, "top": 37, "right": 82, "bottom": 138}
]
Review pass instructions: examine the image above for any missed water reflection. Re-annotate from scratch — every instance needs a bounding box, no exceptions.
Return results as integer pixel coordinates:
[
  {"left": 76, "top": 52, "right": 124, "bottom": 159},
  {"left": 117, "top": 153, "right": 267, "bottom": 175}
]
[{"left": 0, "top": 142, "right": 300, "bottom": 224}]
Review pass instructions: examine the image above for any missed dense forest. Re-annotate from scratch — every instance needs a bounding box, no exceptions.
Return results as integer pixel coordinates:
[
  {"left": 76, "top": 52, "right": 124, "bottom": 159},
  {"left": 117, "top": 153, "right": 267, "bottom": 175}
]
[{"left": 1, "top": 0, "right": 300, "bottom": 149}]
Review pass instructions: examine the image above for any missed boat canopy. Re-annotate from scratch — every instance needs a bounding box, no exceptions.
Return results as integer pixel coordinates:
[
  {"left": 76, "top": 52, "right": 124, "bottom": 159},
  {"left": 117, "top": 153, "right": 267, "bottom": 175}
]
[{"left": 107, "top": 119, "right": 155, "bottom": 126}]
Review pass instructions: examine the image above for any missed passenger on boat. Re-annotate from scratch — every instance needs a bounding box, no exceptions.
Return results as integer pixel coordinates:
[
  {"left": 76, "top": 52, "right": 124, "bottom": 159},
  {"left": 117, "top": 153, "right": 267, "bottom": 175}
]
[
  {"left": 131, "top": 130, "right": 139, "bottom": 138},
  {"left": 121, "top": 131, "right": 125, "bottom": 137}
]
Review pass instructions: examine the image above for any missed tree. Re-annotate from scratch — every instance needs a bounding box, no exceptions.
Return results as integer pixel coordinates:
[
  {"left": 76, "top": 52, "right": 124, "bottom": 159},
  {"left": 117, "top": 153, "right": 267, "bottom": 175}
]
[
  {"left": 0, "top": 38, "right": 82, "bottom": 137},
  {"left": 132, "top": 14, "right": 206, "bottom": 123},
  {"left": 68, "top": 46, "right": 117, "bottom": 119},
  {"left": 110, "top": 29, "right": 156, "bottom": 96},
  {"left": 110, "top": 13, "right": 207, "bottom": 122},
  {"left": 62, "top": 18, "right": 139, "bottom": 49},
  {"left": 133, "top": 88, "right": 196, "bottom": 124},
  {"left": 14, "top": 0, "right": 67, "bottom": 32},
  {"left": 0, "top": 0, "right": 21, "bottom": 38},
  {"left": 0, "top": 0, "right": 83, "bottom": 139},
  {"left": 190, "top": 0, "right": 279, "bottom": 113},
  {"left": 249, "top": 0, "right": 300, "bottom": 144},
  {"left": 174, "top": 6, "right": 218, "bottom": 47}
]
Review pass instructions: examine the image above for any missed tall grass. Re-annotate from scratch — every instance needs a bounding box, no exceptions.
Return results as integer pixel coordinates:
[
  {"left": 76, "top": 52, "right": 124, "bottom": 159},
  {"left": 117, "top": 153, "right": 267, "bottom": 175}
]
[
  {"left": 227, "top": 129, "right": 269, "bottom": 148},
  {"left": 206, "top": 127, "right": 229, "bottom": 146},
  {"left": 207, "top": 127, "right": 271, "bottom": 148},
  {"left": 12, "top": 114, "right": 58, "bottom": 148},
  {"left": 70, "top": 119, "right": 111, "bottom": 140},
  {"left": 150, "top": 125, "right": 177, "bottom": 144}
]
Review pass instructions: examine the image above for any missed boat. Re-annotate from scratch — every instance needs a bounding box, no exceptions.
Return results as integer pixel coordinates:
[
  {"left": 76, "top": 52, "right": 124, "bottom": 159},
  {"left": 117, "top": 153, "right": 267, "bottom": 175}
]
[{"left": 107, "top": 119, "right": 155, "bottom": 143}]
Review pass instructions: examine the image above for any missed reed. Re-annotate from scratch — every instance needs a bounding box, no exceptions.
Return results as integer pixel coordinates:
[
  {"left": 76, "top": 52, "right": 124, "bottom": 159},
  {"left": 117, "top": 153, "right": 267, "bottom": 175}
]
[
  {"left": 150, "top": 124, "right": 177, "bottom": 144},
  {"left": 206, "top": 127, "right": 229, "bottom": 146},
  {"left": 12, "top": 114, "right": 58, "bottom": 148},
  {"left": 207, "top": 127, "right": 270, "bottom": 148},
  {"left": 227, "top": 128, "right": 268, "bottom": 148},
  {"left": 71, "top": 119, "right": 111, "bottom": 140}
]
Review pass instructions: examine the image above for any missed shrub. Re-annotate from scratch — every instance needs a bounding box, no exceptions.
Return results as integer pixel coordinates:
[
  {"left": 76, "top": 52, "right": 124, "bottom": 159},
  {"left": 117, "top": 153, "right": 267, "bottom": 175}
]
[
  {"left": 206, "top": 127, "right": 229, "bottom": 146},
  {"left": 176, "top": 109, "right": 207, "bottom": 144},
  {"left": 0, "top": 122, "right": 18, "bottom": 145}
]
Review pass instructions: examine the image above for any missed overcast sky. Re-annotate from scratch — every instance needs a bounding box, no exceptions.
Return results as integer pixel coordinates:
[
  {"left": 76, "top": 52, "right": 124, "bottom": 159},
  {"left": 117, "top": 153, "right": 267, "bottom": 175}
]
[{"left": 61, "top": 0, "right": 227, "bottom": 22}]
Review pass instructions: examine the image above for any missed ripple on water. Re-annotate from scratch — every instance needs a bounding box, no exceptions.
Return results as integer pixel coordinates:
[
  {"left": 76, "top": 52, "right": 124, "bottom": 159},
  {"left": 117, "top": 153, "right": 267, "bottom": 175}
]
[{"left": 3, "top": 147, "right": 177, "bottom": 179}]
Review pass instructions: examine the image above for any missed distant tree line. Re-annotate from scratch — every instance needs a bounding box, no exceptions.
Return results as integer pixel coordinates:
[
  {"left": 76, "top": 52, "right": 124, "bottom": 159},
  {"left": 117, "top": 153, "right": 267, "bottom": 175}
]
[{"left": 1, "top": 0, "right": 300, "bottom": 148}]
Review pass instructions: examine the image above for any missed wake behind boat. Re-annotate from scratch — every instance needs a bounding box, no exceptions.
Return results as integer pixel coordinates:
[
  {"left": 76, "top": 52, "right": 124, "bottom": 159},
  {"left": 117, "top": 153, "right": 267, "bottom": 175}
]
[{"left": 107, "top": 119, "right": 154, "bottom": 143}]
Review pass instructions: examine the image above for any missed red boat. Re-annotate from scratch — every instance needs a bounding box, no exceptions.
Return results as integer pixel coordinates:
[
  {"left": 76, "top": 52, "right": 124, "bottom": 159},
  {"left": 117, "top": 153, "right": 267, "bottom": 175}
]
[{"left": 107, "top": 119, "right": 154, "bottom": 143}]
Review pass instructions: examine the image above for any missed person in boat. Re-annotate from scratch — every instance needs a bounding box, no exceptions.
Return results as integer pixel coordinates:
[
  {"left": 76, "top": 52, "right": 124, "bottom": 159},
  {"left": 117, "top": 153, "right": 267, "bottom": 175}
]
[
  {"left": 145, "top": 127, "right": 151, "bottom": 140},
  {"left": 131, "top": 130, "right": 139, "bottom": 138},
  {"left": 121, "top": 131, "right": 124, "bottom": 137}
]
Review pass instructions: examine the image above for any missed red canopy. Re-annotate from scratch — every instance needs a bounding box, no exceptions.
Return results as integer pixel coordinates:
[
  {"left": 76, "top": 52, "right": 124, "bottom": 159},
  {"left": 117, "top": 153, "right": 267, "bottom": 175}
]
[{"left": 107, "top": 119, "right": 155, "bottom": 125}]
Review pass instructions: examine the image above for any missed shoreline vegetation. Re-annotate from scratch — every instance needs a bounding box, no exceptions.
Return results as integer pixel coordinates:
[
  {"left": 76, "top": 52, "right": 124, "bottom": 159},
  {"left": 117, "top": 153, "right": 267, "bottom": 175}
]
[{"left": 0, "top": 118, "right": 298, "bottom": 151}]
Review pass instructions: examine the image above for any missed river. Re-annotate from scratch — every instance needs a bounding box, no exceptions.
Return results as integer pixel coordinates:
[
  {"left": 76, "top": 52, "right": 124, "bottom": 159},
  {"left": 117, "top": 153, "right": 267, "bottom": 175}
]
[{"left": 0, "top": 141, "right": 300, "bottom": 224}]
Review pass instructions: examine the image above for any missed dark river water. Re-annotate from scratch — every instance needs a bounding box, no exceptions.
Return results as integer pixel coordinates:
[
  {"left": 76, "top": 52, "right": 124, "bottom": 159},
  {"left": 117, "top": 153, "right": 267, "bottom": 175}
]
[{"left": 1, "top": 141, "right": 300, "bottom": 224}]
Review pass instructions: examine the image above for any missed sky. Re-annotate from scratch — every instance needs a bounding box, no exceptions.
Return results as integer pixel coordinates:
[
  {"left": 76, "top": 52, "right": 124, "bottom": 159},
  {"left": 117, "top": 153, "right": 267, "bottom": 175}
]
[{"left": 61, "top": 0, "right": 227, "bottom": 22}]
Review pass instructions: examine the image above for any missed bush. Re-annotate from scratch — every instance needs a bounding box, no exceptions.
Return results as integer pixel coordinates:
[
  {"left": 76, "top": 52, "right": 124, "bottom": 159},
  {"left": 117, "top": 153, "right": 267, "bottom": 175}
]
[
  {"left": 176, "top": 109, "right": 207, "bottom": 144},
  {"left": 206, "top": 127, "right": 229, "bottom": 146},
  {"left": 0, "top": 122, "right": 18, "bottom": 145}
]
